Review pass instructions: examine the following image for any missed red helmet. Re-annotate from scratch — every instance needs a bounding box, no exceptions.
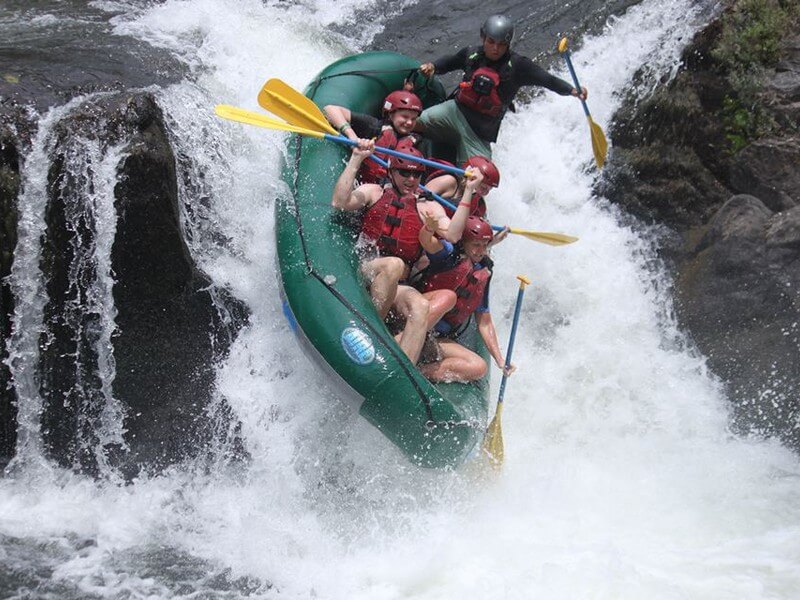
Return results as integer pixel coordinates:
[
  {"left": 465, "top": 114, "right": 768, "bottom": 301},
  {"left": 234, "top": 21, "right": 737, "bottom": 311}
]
[
  {"left": 463, "top": 156, "right": 500, "bottom": 188},
  {"left": 387, "top": 138, "right": 427, "bottom": 173},
  {"left": 383, "top": 90, "right": 423, "bottom": 115},
  {"left": 463, "top": 217, "right": 494, "bottom": 242}
]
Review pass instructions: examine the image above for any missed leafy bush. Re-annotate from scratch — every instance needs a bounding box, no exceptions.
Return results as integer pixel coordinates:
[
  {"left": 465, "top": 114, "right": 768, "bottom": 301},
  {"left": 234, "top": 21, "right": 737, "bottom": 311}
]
[{"left": 711, "top": 0, "right": 799, "bottom": 151}]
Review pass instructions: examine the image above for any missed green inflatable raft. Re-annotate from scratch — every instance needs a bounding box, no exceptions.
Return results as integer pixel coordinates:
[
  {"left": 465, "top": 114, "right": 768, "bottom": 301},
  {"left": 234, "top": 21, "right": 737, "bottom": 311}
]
[{"left": 276, "top": 51, "right": 489, "bottom": 468}]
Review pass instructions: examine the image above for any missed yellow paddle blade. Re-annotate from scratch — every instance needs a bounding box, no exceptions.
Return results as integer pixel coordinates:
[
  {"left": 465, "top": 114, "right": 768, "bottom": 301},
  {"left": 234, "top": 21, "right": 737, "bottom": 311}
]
[
  {"left": 589, "top": 116, "right": 608, "bottom": 169},
  {"left": 482, "top": 403, "right": 504, "bottom": 468},
  {"left": 258, "top": 78, "right": 338, "bottom": 136},
  {"left": 508, "top": 228, "right": 579, "bottom": 246},
  {"left": 214, "top": 104, "right": 326, "bottom": 139}
]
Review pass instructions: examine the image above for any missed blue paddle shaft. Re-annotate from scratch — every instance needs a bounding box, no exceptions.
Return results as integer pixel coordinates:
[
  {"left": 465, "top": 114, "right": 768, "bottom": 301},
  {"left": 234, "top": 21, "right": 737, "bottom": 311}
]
[
  {"left": 325, "top": 133, "right": 466, "bottom": 176},
  {"left": 367, "top": 154, "right": 506, "bottom": 234},
  {"left": 497, "top": 284, "right": 527, "bottom": 405},
  {"left": 561, "top": 50, "right": 591, "bottom": 118}
]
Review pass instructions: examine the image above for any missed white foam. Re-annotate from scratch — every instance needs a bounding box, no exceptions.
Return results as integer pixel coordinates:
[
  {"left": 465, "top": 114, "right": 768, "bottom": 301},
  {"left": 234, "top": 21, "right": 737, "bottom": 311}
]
[{"left": 3, "top": 0, "right": 800, "bottom": 597}]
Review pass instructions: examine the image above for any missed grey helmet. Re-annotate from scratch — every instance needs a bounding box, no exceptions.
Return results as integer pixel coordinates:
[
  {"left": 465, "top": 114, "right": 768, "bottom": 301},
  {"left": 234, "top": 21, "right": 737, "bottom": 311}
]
[{"left": 480, "top": 14, "right": 514, "bottom": 44}]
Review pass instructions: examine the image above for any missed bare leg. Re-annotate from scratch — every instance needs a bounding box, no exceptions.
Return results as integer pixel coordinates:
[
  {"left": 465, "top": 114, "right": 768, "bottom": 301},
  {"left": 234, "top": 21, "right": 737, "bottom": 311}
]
[
  {"left": 392, "top": 285, "right": 430, "bottom": 364},
  {"left": 419, "top": 339, "right": 487, "bottom": 382},
  {"left": 423, "top": 289, "right": 456, "bottom": 330},
  {"left": 392, "top": 290, "right": 454, "bottom": 362},
  {"left": 360, "top": 256, "right": 407, "bottom": 319}
]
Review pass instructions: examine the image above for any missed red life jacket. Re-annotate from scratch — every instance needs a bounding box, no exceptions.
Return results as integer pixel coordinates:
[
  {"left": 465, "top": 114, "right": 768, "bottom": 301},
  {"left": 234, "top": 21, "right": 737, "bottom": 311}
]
[
  {"left": 456, "top": 66, "right": 504, "bottom": 117},
  {"left": 454, "top": 48, "right": 513, "bottom": 118},
  {"left": 425, "top": 160, "right": 456, "bottom": 184},
  {"left": 359, "top": 128, "right": 420, "bottom": 184},
  {"left": 358, "top": 126, "right": 396, "bottom": 183},
  {"left": 421, "top": 255, "right": 493, "bottom": 327},
  {"left": 361, "top": 186, "right": 424, "bottom": 265}
]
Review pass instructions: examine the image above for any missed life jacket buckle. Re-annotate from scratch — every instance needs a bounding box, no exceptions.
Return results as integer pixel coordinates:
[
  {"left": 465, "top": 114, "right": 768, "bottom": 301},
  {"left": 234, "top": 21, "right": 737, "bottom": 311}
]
[{"left": 471, "top": 74, "right": 495, "bottom": 96}]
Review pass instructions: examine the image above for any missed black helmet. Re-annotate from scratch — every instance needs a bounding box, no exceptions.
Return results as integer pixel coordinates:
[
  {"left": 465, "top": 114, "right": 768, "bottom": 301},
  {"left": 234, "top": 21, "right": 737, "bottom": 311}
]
[{"left": 481, "top": 14, "right": 514, "bottom": 44}]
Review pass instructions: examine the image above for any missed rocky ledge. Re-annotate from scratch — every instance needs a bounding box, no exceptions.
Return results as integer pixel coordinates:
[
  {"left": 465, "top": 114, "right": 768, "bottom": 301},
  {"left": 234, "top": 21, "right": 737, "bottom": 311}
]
[
  {"left": 0, "top": 93, "right": 247, "bottom": 475},
  {"left": 601, "top": 1, "right": 799, "bottom": 449}
]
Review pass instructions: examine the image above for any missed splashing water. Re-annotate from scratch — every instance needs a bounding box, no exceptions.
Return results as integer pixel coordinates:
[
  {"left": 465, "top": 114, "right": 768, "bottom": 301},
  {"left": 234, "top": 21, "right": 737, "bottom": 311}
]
[{"left": 2, "top": 0, "right": 799, "bottom": 598}]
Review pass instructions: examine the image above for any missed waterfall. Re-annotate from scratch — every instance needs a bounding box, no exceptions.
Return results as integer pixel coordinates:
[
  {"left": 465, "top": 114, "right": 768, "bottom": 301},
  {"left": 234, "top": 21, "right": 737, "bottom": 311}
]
[{"left": 1, "top": 0, "right": 798, "bottom": 598}]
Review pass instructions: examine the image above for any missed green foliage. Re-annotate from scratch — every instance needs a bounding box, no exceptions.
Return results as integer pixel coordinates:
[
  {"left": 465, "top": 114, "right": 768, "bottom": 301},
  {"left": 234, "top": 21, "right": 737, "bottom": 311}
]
[
  {"left": 712, "top": 0, "right": 799, "bottom": 152},
  {"left": 714, "top": 0, "right": 794, "bottom": 71},
  {"left": 720, "top": 96, "right": 775, "bottom": 153}
]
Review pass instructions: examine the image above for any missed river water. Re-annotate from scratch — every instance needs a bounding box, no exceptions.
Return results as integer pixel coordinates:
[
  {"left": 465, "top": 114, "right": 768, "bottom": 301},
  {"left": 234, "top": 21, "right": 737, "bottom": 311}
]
[{"left": 1, "top": 0, "right": 799, "bottom": 598}]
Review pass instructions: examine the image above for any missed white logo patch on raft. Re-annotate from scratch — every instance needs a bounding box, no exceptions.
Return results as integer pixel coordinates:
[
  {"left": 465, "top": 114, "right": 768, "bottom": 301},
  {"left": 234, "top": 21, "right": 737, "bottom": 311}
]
[{"left": 341, "top": 327, "right": 375, "bottom": 365}]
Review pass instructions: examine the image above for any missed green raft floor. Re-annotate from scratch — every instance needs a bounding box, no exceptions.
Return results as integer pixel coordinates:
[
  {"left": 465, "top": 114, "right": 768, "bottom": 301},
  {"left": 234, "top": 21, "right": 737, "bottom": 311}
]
[{"left": 276, "top": 51, "right": 490, "bottom": 468}]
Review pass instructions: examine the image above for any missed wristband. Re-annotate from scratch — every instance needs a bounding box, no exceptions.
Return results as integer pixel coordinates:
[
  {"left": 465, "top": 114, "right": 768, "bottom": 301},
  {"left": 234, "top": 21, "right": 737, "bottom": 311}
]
[
  {"left": 338, "top": 122, "right": 351, "bottom": 134},
  {"left": 458, "top": 202, "right": 472, "bottom": 208}
]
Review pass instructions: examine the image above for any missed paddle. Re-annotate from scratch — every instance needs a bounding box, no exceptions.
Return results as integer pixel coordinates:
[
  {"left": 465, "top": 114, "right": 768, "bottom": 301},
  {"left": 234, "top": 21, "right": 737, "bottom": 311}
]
[
  {"left": 482, "top": 274, "right": 531, "bottom": 468},
  {"left": 215, "top": 104, "right": 578, "bottom": 246},
  {"left": 258, "top": 78, "right": 466, "bottom": 177},
  {"left": 254, "top": 80, "right": 578, "bottom": 244},
  {"left": 557, "top": 37, "right": 608, "bottom": 169},
  {"left": 215, "top": 104, "right": 318, "bottom": 135}
]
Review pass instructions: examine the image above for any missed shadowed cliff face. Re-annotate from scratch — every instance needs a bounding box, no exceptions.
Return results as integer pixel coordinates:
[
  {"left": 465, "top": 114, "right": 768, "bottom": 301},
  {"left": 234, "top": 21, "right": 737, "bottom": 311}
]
[
  {"left": 36, "top": 93, "right": 248, "bottom": 475},
  {"left": 0, "top": 2, "right": 251, "bottom": 474},
  {"left": 0, "top": 92, "right": 249, "bottom": 476},
  {"left": 601, "top": 8, "right": 800, "bottom": 449},
  {"left": 1, "top": 1, "right": 192, "bottom": 471},
  {"left": 0, "top": 122, "right": 21, "bottom": 466}
]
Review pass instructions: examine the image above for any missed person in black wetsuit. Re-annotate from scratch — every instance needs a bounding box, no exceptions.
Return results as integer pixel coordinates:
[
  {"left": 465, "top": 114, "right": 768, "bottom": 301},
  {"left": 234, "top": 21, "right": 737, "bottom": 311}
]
[{"left": 417, "top": 14, "right": 588, "bottom": 163}]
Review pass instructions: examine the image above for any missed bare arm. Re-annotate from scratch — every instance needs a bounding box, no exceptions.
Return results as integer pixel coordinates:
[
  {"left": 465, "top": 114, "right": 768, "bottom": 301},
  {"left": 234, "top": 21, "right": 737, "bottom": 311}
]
[
  {"left": 418, "top": 201, "right": 450, "bottom": 238},
  {"left": 331, "top": 146, "right": 378, "bottom": 211},
  {"left": 323, "top": 105, "right": 356, "bottom": 139},
  {"left": 419, "top": 214, "right": 444, "bottom": 254},
  {"left": 476, "top": 311, "right": 515, "bottom": 376},
  {"left": 444, "top": 169, "right": 483, "bottom": 243},
  {"left": 424, "top": 173, "right": 459, "bottom": 198},
  {"left": 324, "top": 106, "right": 375, "bottom": 149}
]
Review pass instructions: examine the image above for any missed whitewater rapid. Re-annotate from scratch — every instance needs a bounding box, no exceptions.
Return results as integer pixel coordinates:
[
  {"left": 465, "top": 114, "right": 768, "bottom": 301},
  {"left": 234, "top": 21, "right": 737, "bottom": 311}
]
[{"left": 2, "top": 0, "right": 799, "bottom": 598}]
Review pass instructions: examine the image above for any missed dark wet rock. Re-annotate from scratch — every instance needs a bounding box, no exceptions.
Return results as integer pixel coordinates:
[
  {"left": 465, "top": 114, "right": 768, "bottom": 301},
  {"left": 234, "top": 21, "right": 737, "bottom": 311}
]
[
  {"left": 728, "top": 137, "right": 800, "bottom": 212},
  {"left": 1, "top": 3, "right": 245, "bottom": 475},
  {"left": 36, "top": 92, "right": 248, "bottom": 475},
  {"left": 600, "top": 144, "right": 730, "bottom": 228},
  {"left": 604, "top": 10, "right": 800, "bottom": 450},
  {"left": 676, "top": 196, "right": 800, "bottom": 448},
  {"left": 771, "top": 35, "right": 800, "bottom": 96},
  {"left": 0, "top": 1, "right": 185, "bottom": 113},
  {"left": 0, "top": 121, "right": 20, "bottom": 464},
  {"left": 600, "top": 21, "right": 734, "bottom": 229}
]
